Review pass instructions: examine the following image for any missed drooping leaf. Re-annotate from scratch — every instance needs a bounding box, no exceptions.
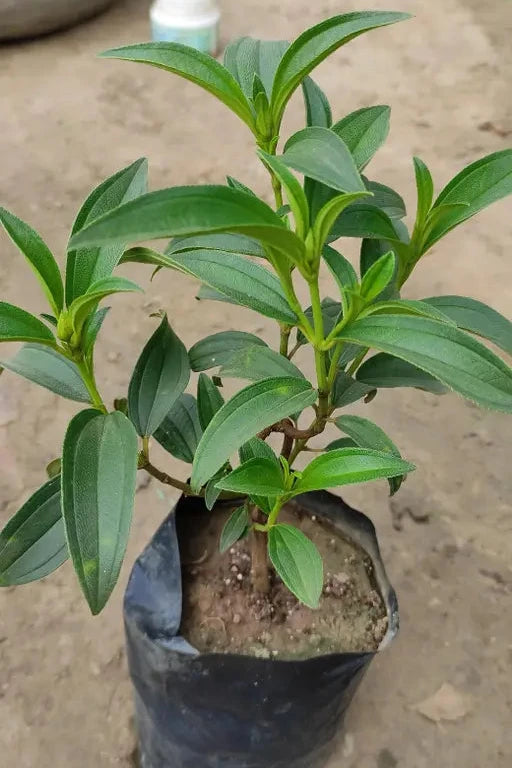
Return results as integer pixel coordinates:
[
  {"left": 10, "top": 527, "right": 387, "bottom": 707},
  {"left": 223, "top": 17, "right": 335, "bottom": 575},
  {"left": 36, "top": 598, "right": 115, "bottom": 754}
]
[
  {"left": 290, "top": 448, "right": 414, "bottom": 496},
  {"left": 226, "top": 176, "right": 257, "bottom": 196},
  {"left": 66, "top": 158, "right": 148, "bottom": 304},
  {"left": 205, "top": 465, "right": 230, "bottom": 510},
  {"left": 61, "top": 409, "right": 138, "bottom": 614},
  {"left": 313, "top": 191, "right": 371, "bottom": 250},
  {"left": 0, "top": 476, "right": 67, "bottom": 586},
  {"left": 128, "top": 315, "right": 190, "bottom": 437},
  {"left": 167, "top": 231, "right": 265, "bottom": 258},
  {"left": 332, "top": 105, "right": 390, "bottom": 170},
  {"left": 331, "top": 369, "right": 375, "bottom": 408},
  {"left": 219, "top": 344, "right": 304, "bottom": 381},
  {"left": 359, "top": 251, "right": 395, "bottom": 302},
  {"left": 258, "top": 151, "right": 309, "bottom": 237},
  {"left": 67, "top": 276, "right": 142, "bottom": 336},
  {"left": 82, "top": 307, "right": 110, "bottom": 362},
  {"left": 335, "top": 414, "right": 405, "bottom": 494},
  {"left": 197, "top": 373, "right": 225, "bottom": 430},
  {"left": 101, "top": 43, "right": 255, "bottom": 129},
  {"left": 423, "top": 150, "right": 512, "bottom": 252},
  {"left": 216, "top": 457, "right": 286, "bottom": 496},
  {"left": 268, "top": 524, "right": 323, "bottom": 608},
  {"left": 158, "top": 249, "right": 298, "bottom": 324},
  {"left": 413, "top": 156, "right": 434, "bottom": 230},
  {"left": 0, "top": 344, "right": 90, "bottom": 402},
  {"left": 238, "top": 437, "right": 279, "bottom": 515},
  {"left": 189, "top": 331, "right": 268, "bottom": 371},
  {"left": 282, "top": 127, "right": 365, "bottom": 194},
  {"left": 219, "top": 506, "right": 250, "bottom": 553},
  {"left": 356, "top": 352, "right": 448, "bottom": 394},
  {"left": 362, "top": 299, "right": 456, "bottom": 324},
  {"left": 0, "top": 302, "right": 55, "bottom": 345},
  {"left": 270, "top": 11, "right": 410, "bottom": 123},
  {"left": 154, "top": 394, "right": 202, "bottom": 463},
  {"left": 423, "top": 296, "right": 512, "bottom": 356},
  {"left": 223, "top": 37, "right": 289, "bottom": 100},
  {"left": 191, "top": 377, "right": 317, "bottom": 490},
  {"left": 0, "top": 207, "right": 63, "bottom": 314},
  {"left": 322, "top": 245, "right": 358, "bottom": 298},
  {"left": 69, "top": 185, "right": 305, "bottom": 268},
  {"left": 302, "top": 76, "right": 332, "bottom": 128},
  {"left": 337, "top": 314, "right": 512, "bottom": 411}
]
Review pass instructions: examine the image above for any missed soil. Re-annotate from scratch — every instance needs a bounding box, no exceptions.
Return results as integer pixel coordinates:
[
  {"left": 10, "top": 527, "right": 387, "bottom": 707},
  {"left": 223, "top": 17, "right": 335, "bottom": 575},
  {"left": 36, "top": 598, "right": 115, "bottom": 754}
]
[
  {"left": 1, "top": 1, "right": 511, "bottom": 767},
  {"left": 179, "top": 501, "right": 388, "bottom": 658}
]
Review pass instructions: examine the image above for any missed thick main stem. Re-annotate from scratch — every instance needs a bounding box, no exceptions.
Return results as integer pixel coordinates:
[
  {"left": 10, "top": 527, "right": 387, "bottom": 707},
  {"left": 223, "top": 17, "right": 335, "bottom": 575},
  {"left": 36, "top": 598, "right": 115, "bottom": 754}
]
[{"left": 250, "top": 507, "right": 270, "bottom": 594}]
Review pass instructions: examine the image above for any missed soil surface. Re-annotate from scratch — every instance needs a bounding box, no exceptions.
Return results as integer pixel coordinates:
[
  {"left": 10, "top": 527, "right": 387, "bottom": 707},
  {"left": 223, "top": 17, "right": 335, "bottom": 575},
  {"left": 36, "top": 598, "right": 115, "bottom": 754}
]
[
  {"left": 180, "top": 502, "right": 387, "bottom": 658},
  {"left": 1, "top": 1, "right": 511, "bottom": 767}
]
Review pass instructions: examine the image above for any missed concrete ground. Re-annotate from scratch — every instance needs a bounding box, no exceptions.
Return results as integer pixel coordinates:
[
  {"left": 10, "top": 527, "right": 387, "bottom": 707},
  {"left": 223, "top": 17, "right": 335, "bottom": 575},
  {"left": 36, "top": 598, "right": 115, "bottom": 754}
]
[{"left": 0, "top": 0, "right": 511, "bottom": 766}]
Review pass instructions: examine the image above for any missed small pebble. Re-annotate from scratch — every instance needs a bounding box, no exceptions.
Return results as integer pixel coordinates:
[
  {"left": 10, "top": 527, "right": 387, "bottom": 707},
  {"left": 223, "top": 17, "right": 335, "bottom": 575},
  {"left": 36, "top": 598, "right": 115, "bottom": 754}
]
[
  {"left": 233, "top": 613, "right": 241, "bottom": 624},
  {"left": 224, "top": 578, "right": 231, "bottom": 586},
  {"left": 230, "top": 565, "right": 239, "bottom": 573},
  {"left": 236, "top": 573, "right": 243, "bottom": 581},
  {"left": 272, "top": 650, "right": 279, "bottom": 657},
  {"left": 311, "top": 515, "right": 316, "bottom": 521},
  {"left": 229, "top": 548, "right": 236, "bottom": 555}
]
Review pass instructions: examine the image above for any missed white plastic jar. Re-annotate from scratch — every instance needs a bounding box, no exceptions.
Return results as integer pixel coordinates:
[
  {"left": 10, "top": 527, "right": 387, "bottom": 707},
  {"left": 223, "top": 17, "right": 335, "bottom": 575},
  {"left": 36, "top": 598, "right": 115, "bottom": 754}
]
[{"left": 150, "top": 0, "right": 220, "bottom": 55}]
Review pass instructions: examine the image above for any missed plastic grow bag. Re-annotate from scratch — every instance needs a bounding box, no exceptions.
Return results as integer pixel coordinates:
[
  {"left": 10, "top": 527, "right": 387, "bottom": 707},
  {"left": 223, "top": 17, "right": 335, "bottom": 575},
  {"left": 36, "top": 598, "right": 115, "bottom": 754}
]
[{"left": 124, "top": 490, "right": 399, "bottom": 768}]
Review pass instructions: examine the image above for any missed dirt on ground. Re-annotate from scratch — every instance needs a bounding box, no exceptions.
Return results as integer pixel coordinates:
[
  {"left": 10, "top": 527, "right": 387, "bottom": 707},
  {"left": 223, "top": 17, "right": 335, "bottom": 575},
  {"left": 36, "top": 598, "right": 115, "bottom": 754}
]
[
  {"left": 0, "top": 0, "right": 511, "bottom": 767},
  {"left": 179, "top": 501, "right": 387, "bottom": 658}
]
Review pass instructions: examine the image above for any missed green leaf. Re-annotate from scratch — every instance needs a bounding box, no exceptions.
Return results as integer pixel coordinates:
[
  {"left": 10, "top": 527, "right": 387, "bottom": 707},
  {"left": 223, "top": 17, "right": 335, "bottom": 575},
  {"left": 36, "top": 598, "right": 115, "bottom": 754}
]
[
  {"left": 302, "top": 76, "right": 332, "bottom": 128},
  {"left": 61, "top": 409, "right": 138, "bottom": 614},
  {"left": 362, "top": 299, "right": 456, "bottom": 324},
  {"left": 102, "top": 43, "right": 255, "bottom": 129},
  {"left": 423, "top": 296, "right": 512, "bottom": 356},
  {"left": 67, "top": 276, "right": 142, "bottom": 336},
  {"left": 356, "top": 352, "right": 448, "bottom": 394},
  {"left": 362, "top": 180, "right": 406, "bottom": 219},
  {"left": 197, "top": 373, "right": 225, "bottom": 430},
  {"left": 220, "top": 506, "right": 250, "bottom": 554},
  {"left": 155, "top": 394, "right": 202, "bottom": 463},
  {"left": 0, "top": 476, "right": 68, "bottom": 586},
  {"left": 291, "top": 448, "right": 414, "bottom": 496},
  {"left": 0, "top": 207, "right": 63, "bottom": 314},
  {"left": 82, "top": 307, "right": 110, "bottom": 363},
  {"left": 413, "top": 156, "right": 434, "bottom": 229},
  {"left": 216, "top": 457, "right": 286, "bottom": 496},
  {"left": 270, "top": 11, "right": 410, "bottom": 123},
  {"left": 46, "top": 458, "right": 62, "bottom": 479},
  {"left": 223, "top": 37, "right": 289, "bottom": 100},
  {"left": 69, "top": 185, "right": 305, "bottom": 268},
  {"left": 258, "top": 151, "right": 309, "bottom": 237},
  {"left": 238, "top": 437, "right": 279, "bottom": 514},
  {"left": 0, "top": 302, "right": 55, "bottom": 345},
  {"left": 268, "top": 524, "right": 323, "bottom": 608},
  {"left": 204, "top": 465, "right": 230, "bottom": 510},
  {"left": 331, "top": 369, "right": 375, "bottom": 408},
  {"left": 128, "top": 315, "right": 190, "bottom": 437},
  {"left": 189, "top": 331, "right": 268, "bottom": 371},
  {"left": 360, "top": 251, "right": 395, "bottom": 302},
  {"left": 219, "top": 344, "right": 304, "bottom": 381},
  {"left": 313, "top": 191, "right": 371, "bottom": 250},
  {"left": 196, "top": 285, "right": 240, "bottom": 305},
  {"left": 335, "top": 414, "right": 405, "bottom": 495},
  {"left": 167, "top": 232, "right": 265, "bottom": 258},
  {"left": 0, "top": 344, "right": 90, "bottom": 402},
  {"left": 156, "top": 249, "right": 297, "bottom": 324},
  {"left": 322, "top": 245, "right": 358, "bottom": 296},
  {"left": 282, "top": 127, "right": 365, "bottom": 194},
  {"left": 191, "top": 377, "right": 317, "bottom": 490},
  {"left": 337, "top": 314, "right": 512, "bottom": 412},
  {"left": 325, "top": 437, "right": 357, "bottom": 451},
  {"left": 332, "top": 105, "right": 390, "bottom": 170},
  {"left": 328, "top": 204, "right": 400, "bottom": 242},
  {"left": 226, "top": 176, "right": 257, "bottom": 196},
  {"left": 66, "top": 158, "right": 148, "bottom": 304},
  {"left": 423, "top": 150, "right": 512, "bottom": 252}
]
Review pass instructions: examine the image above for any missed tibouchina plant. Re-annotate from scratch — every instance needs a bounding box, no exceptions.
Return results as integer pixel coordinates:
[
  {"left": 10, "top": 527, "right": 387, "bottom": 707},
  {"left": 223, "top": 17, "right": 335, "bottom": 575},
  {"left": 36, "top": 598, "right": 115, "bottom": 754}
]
[{"left": 1, "top": 11, "right": 511, "bottom": 611}]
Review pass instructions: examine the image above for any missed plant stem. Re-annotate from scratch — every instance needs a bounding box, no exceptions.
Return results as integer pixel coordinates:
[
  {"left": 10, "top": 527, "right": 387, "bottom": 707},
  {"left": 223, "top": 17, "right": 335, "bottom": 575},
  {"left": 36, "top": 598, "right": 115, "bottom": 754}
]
[
  {"left": 346, "top": 348, "right": 369, "bottom": 377},
  {"left": 250, "top": 505, "right": 270, "bottom": 594},
  {"left": 271, "top": 173, "right": 284, "bottom": 210},
  {"left": 143, "top": 461, "right": 194, "bottom": 494},
  {"left": 279, "top": 325, "right": 291, "bottom": 356},
  {"left": 77, "top": 359, "right": 107, "bottom": 413}
]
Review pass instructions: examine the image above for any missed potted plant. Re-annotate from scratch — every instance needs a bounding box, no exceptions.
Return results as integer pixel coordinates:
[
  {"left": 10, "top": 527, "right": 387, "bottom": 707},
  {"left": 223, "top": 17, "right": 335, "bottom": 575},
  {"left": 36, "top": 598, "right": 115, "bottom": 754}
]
[{"left": 1, "top": 10, "right": 511, "bottom": 768}]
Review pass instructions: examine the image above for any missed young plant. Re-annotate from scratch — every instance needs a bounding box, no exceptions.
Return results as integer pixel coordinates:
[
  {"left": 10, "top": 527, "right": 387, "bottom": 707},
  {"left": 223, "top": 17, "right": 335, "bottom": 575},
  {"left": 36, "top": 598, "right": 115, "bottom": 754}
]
[{"left": 1, "top": 11, "right": 511, "bottom": 612}]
